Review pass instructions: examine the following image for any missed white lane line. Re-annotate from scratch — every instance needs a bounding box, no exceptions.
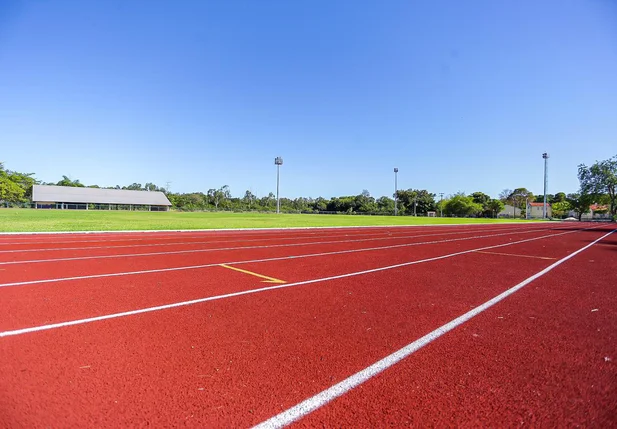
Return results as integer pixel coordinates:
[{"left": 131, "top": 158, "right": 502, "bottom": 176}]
[
  {"left": 0, "top": 226, "right": 603, "bottom": 338},
  {"left": 0, "top": 227, "right": 577, "bottom": 288},
  {"left": 0, "top": 221, "right": 544, "bottom": 237},
  {"left": 252, "top": 228, "right": 617, "bottom": 429},
  {"left": 0, "top": 231, "right": 366, "bottom": 249},
  {"left": 0, "top": 225, "right": 529, "bottom": 255},
  {"left": 0, "top": 225, "right": 553, "bottom": 263},
  {"left": 0, "top": 228, "right": 376, "bottom": 247},
  {"left": 0, "top": 224, "right": 545, "bottom": 253}
]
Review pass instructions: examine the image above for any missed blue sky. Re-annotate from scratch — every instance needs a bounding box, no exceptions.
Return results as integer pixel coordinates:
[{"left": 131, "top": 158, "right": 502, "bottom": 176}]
[{"left": 1, "top": 0, "right": 616, "bottom": 199}]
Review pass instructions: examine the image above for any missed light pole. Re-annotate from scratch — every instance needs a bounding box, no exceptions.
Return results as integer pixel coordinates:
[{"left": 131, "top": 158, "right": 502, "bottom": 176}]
[
  {"left": 542, "top": 153, "right": 549, "bottom": 219},
  {"left": 439, "top": 192, "right": 444, "bottom": 217},
  {"left": 394, "top": 168, "right": 399, "bottom": 216},
  {"left": 414, "top": 195, "right": 417, "bottom": 217},
  {"left": 275, "top": 156, "right": 283, "bottom": 214}
]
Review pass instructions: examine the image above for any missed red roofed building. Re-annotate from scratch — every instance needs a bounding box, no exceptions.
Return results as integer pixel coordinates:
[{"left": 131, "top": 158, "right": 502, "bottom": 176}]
[
  {"left": 568, "top": 204, "right": 610, "bottom": 220},
  {"left": 526, "top": 201, "right": 552, "bottom": 219},
  {"left": 589, "top": 204, "right": 608, "bottom": 213},
  {"left": 587, "top": 204, "right": 610, "bottom": 219}
]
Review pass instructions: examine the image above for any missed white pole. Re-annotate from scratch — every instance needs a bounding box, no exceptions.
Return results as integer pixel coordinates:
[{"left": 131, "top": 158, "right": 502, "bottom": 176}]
[
  {"left": 543, "top": 153, "right": 549, "bottom": 218},
  {"left": 394, "top": 168, "right": 398, "bottom": 216},
  {"left": 276, "top": 164, "right": 280, "bottom": 214}
]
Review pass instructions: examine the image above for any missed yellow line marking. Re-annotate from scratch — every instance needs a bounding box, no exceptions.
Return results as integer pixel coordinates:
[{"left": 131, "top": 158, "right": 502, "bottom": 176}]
[
  {"left": 474, "top": 251, "right": 557, "bottom": 260},
  {"left": 219, "top": 264, "right": 286, "bottom": 284}
]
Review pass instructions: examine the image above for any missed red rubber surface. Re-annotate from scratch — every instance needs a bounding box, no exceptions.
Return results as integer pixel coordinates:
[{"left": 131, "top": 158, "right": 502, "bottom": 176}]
[{"left": 0, "top": 223, "right": 615, "bottom": 427}]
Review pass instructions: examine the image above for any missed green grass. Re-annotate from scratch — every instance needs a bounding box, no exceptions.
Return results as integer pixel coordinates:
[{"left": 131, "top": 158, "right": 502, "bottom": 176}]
[{"left": 0, "top": 209, "right": 532, "bottom": 233}]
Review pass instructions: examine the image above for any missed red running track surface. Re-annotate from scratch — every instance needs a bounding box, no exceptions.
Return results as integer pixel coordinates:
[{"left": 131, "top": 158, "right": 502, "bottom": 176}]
[{"left": 0, "top": 223, "right": 615, "bottom": 428}]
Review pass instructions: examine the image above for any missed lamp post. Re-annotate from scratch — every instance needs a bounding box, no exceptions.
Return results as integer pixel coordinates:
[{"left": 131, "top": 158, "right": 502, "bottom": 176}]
[
  {"left": 275, "top": 156, "right": 283, "bottom": 214},
  {"left": 542, "top": 153, "right": 549, "bottom": 219},
  {"left": 394, "top": 168, "right": 399, "bottom": 216},
  {"left": 439, "top": 192, "right": 444, "bottom": 217}
]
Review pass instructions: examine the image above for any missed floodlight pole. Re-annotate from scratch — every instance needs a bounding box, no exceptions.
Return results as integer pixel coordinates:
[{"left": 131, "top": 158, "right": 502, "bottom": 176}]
[
  {"left": 439, "top": 192, "right": 444, "bottom": 217},
  {"left": 542, "top": 153, "right": 549, "bottom": 219},
  {"left": 394, "top": 168, "right": 399, "bottom": 216},
  {"left": 414, "top": 195, "right": 417, "bottom": 216},
  {"left": 275, "top": 156, "right": 283, "bottom": 214}
]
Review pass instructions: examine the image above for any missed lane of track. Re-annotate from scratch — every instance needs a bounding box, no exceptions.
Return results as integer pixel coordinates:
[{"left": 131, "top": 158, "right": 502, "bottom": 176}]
[
  {"left": 0, "top": 223, "right": 537, "bottom": 246},
  {"left": 0, "top": 226, "right": 610, "bottom": 427},
  {"left": 292, "top": 229, "right": 617, "bottom": 427},
  {"left": 0, "top": 224, "right": 550, "bottom": 263},
  {"left": 0, "top": 225, "right": 585, "bottom": 331},
  {"left": 0, "top": 224, "right": 572, "bottom": 285},
  {"left": 0, "top": 224, "right": 550, "bottom": 260},
  {"left": 230, "top": 224, "right": 602, "bottom": 285},
  {"left": 0, "top": 226, "right": 376, "bottom": 243},
  {"left": 0, "top": 227, "right": 398, "bottom": 251},
  {"left": 0, "top": 225, "right": 472, "bottom": 247}
]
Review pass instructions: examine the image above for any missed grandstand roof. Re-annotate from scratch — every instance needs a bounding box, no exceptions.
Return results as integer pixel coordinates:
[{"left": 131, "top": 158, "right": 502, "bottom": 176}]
[{"left": 33, "top": 185, "right": 171, "bottom": 206}]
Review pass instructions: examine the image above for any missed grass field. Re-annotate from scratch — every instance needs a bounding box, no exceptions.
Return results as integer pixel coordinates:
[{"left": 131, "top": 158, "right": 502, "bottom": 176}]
[{"left": 0, "top": 209, "right": 531, "bottom": 233}]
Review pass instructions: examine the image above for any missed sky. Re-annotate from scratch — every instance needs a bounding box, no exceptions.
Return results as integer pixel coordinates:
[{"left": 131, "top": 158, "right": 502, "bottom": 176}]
[{"left": 1, "top": 0, "right": 616, "bottom": 200}]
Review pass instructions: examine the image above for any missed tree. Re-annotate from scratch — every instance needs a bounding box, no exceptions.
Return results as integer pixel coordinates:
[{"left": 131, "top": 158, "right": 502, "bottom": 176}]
[
  {"left": 578, "top": 155, "right": 617, "bottom": 218},
  {"left": 355, "top": 190, "right": 377, "bottom": 213},
  {"left": 0, "top": 163, "right": 36, "bottom": 203},
  {"left": 260, "top": 192, "right": 276, "bottom": 210},
  {"left": 313, "top": 197, "right": 328, "bottom": 212},
  {"left": 56, "top": 175, "right": 84, "bottom": 187},
  {"left": 395, "top": 189, "right": 436, "bottom": 215},
  {"left": 499, "top": 189, "right": 513, "bottom": 202},
  {"left": 471, "top": 191, "right": 495, "bottom": 217},
  {"left": 507, "top": 188, "right": 534, "bottom": 217},
  {"left": 206, "top": 189, "right": 218, "bottom": 208},
  {"left": 125, "top": 183, "right": 143, "bottom": 191},
  {"left": 552, "top": 201, "right": 572, "bottom": 218},
  {"left": 207, "top": 185, "right": 231, "bottom": 209},
  {"left": 471, "top": 192, "right": 491, "bottom": 206},
  {"left": 327, "top": 196, "right": 355, "bottom": 213},
  {"left": 219, "top": 185, "right": 231, "bottom": 207},
  {"left": 376, "top": 196, "right": 394, "bottom": 213},
  {"left": 553, "top": 192, "right": 567, "bottom": 203},
  {"left": 567, "top": 193, "right": 594, "bottom": 221},
  {"left": 244, "top": 190, "right": 256, "bottom": 209},
  {"left": 443, "top": 193, "right": 483, "bottom": 217},
  {"left": 486, "top": 199, "right": 505, "bottom": 218},
  {"left": 292, "top": 197, "right": 310, "bottom": 212},
  {"left": 0, "top": 175, "right": 26, "bottom": 203}
]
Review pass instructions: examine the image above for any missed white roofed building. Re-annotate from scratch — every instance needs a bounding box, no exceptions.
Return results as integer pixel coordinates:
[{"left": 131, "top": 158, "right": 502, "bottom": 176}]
[{"left": 32, "top": 185, "right": 172, "bottom": 211}]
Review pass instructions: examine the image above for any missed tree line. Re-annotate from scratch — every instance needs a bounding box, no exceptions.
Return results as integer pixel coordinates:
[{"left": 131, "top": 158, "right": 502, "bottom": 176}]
[{"left": 1, "top": 155, "right": 615, "bottom": 220}]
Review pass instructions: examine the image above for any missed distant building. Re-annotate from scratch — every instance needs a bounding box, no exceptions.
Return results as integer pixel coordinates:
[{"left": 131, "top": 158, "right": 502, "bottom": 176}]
[
  {"left": 498, "top": 204, "right": 522, "bottom": 218},
  {"left": 32, "top": 185, "right": 171, "bottom": 211},
  {"left": 526, "top": 202, "right": 552, "bottom": 219},
  {"left": 566, "top": 204, "right": 610, "bottom": 220},
  {"left": 583, "top": 204, "right": 610, "bottom": 220}
]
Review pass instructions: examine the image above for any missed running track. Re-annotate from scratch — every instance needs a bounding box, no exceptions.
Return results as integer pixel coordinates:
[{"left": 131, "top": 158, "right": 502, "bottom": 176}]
[{"left": 0, "top": 222, "right": 615, "bottom": 427}]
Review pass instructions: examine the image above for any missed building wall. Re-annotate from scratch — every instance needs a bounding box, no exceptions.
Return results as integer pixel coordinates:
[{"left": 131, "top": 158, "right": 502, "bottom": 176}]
[
  {"left": 35, "top": 202, "right": 169, "bottom": 211},
  {"left": 527, "top": 204, "right": 551, "bottom": 218},
  {"left": 498, "top": 204, "right": 522, "bottom": 217}
]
